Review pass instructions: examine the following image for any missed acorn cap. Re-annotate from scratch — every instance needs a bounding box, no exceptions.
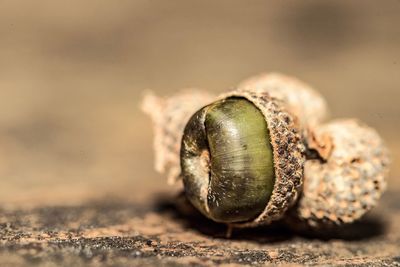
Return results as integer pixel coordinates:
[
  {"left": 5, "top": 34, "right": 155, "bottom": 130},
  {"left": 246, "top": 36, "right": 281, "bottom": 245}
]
[
  {"left": 141, "top": 90, "right": 215, "bottom": 184},
  {"left": 211, "top": 89, "right": 305, "bottom": 227},
  {"left": 294, "top": 119, "right": 390, "bottom": 227}
]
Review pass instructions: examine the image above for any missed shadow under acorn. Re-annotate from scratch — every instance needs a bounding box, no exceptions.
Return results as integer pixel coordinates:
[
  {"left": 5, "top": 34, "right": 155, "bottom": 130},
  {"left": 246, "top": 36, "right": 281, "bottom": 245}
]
[{"left": 153, "top": 193, "right": 387, "bottom": 243}]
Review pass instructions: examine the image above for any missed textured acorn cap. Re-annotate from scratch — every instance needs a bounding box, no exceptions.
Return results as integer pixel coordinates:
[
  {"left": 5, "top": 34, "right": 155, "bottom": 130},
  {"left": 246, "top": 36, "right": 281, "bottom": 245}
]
[
  {"left": 141, "top": 90, "right": 215, "bottom": 184},
  {"left": 212, "top": 89, "right": 305, "bottom": 227},
  {"left": 294, "top": 119, "right": 390, "bottom": 228}
]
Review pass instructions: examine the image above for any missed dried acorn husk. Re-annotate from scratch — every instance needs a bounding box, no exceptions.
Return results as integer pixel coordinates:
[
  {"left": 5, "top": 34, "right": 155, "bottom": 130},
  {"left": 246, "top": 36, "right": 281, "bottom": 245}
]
[
  {"left": 290, "top": 119, "right": 390, "bottom": 228},
  {"left": 180, "top": 90, "right": 305, "bottom": 227}
]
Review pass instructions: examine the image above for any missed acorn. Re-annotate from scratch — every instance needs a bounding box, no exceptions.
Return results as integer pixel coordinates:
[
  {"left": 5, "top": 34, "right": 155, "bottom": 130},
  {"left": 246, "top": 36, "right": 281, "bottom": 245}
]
[
  {"left": 144, "top": 85, "right": 306, "bottom": 227},
  {"left": 180, "top": 90, "right": 305, "bottom": 227}
]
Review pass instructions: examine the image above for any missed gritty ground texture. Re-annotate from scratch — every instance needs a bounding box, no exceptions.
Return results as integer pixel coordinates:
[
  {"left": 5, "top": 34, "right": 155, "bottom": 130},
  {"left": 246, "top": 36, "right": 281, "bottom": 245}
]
[{"left": 1, "top": 192, "right": 400, "bottom": 267}]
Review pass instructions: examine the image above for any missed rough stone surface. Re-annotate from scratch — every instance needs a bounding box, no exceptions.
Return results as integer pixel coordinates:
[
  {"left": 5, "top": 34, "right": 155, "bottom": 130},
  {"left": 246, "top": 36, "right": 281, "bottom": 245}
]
[{"left": 1, "top": 192, "right": 399, "bottom": 266}]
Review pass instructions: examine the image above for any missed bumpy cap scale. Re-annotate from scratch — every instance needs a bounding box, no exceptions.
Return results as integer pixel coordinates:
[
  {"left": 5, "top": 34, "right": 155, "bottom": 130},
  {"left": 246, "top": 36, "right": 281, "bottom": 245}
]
[{"left": 294, "top": 119, "right": 390, "bottom": 227}]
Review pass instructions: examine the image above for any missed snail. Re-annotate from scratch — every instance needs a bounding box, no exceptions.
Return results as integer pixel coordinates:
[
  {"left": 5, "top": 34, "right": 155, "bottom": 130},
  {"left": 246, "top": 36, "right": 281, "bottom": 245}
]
[{"left": 142, "top": 73, "right": 390, "bottom": 230}]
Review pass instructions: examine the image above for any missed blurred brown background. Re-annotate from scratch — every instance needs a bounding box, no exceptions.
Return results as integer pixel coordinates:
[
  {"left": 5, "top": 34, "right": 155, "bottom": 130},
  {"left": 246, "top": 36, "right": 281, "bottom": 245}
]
[{"left": 0, "top": 0, "right": 399, "bottom": 206}]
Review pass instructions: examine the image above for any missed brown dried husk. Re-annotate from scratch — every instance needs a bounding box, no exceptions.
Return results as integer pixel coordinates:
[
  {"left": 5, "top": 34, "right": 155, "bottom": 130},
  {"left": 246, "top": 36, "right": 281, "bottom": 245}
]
[{"left": 293, "top": 119, "right": 390, "bottom": 227}]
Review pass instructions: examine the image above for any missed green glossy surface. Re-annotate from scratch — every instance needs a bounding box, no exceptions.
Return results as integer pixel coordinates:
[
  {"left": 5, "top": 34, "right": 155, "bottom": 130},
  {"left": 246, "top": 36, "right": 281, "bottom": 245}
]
[
  {"left": 180, "top": 97, "right": 275, "bottom": 223},
  {"left": 205, "top": 98, "right": 275, "bottom": 222}
]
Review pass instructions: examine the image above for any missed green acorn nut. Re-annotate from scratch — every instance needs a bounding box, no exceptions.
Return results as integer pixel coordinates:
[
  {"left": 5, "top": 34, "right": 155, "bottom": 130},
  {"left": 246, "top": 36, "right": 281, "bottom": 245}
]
[
  {"left": 181, "top": 98, "right": 275, "bottom": 223},
  {"left": 180, "top": 92, "right": 305, "bottom": 227}
]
